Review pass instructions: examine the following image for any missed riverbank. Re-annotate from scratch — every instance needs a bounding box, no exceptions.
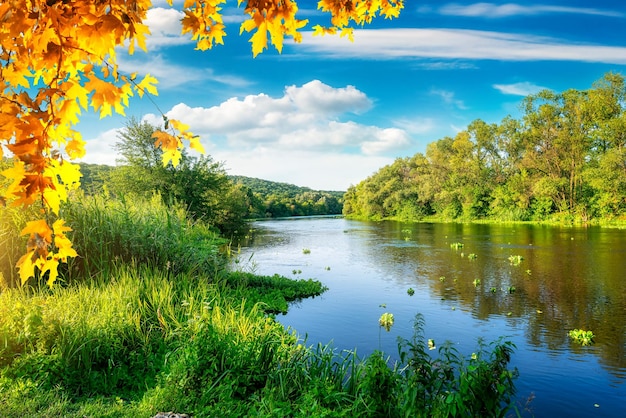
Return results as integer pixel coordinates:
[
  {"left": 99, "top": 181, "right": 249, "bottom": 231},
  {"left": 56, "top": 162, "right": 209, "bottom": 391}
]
[{"left": 346, "top": 213, "right": 626, "bottom": 229}]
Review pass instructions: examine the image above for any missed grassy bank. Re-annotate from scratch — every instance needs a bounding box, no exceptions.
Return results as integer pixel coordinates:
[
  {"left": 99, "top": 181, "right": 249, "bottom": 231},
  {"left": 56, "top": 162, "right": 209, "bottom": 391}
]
[{"left": 0, "top": 193, "right": 518, "bottom": 417}]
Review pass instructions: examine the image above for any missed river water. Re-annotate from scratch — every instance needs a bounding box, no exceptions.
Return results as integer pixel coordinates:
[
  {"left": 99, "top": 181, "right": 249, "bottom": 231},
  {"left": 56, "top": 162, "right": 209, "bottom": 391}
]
[{"left": 235, "top": 217, "right": 626, "bottom": 417}]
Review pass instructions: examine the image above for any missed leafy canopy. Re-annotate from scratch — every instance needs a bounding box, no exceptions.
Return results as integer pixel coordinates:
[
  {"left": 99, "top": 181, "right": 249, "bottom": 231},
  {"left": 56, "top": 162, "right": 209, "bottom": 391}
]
[{"left": 0, "top": 0, "right": 403, "bottom": 286}]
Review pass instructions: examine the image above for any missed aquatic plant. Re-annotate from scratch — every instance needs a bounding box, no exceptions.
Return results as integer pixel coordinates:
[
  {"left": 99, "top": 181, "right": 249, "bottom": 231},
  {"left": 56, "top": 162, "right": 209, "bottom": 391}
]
[
  {"left": 324, "top": 266, "right": 331, "bottom": 271},
  {"left": 508, "top": 255, "right": 523, "bottom": 266},
  {"left": 379, "top": 312, "right": 394, "bottom": 332},
  {"left": 439, "top": 276, "right": 446, "bottom": 282},
  {"left": 490, "top": 287, "right": 497, "bottom": 293},
  {"left": 302, "top": 248, "right": 311, "bottom": 254},
  {"left": 407, "top": 288, "right": 415, "bottom": 296},
  {"left": 508, "top": 286, "right": 516, "bottom": 293},
  {"left": 468, "top": 253, "right": 478, "bottom": 260},
  {"left": 569, "top": 329, "right": 595, "bottom": 346},
  {"left": 450, "top": 242, "right": 464, "bottom": 250},
  {"left": 473, "top": 279, "right": 481, "bottom": 287},
  {"left": 428, "top": 338, "right": 436, "bottom": 350},
  {"left": 396, "top": 314, "right": 518, "bottom": 417}
]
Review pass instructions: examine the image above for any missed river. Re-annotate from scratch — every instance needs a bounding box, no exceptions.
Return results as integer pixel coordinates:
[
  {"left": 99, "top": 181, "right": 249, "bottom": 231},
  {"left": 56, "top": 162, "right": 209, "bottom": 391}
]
[{"left": 235, "top": 217, "right": 626, "bottom": 417}]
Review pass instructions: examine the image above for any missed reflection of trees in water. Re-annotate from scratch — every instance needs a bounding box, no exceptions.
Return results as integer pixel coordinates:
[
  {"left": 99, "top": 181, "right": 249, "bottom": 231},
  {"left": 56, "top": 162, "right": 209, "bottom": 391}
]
[{"left": 373, "top": 221, "right": 626, "bottom": 379}]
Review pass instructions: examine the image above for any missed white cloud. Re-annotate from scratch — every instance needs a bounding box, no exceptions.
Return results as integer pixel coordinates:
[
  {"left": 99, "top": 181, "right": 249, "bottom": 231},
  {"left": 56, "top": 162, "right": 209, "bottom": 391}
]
[
  {"left": 493, "top": 81, "right": 548, "bottom": 96},
  {"left": 431, "top": 89, "right": 467, "bottom": 110},
  {"left": 294, "top": 29, "right": 626, "bottom": 64},
  {"left": 80, "top": 128, "right": 120, "bottom": 165},
  {"left": 117, "top": 54, "right": 249, "bottom": 88},
  {"left": 144, "top": 8, "right": 189, "bottom": 49},
  {"left": 435, "top": 3, "right": 624, "bottom": 18},
  {"left": 158, "top": 80, "right": 396, "bottom": 155},
  {"left": 285, "top": 80, "right": 372, "bottom": 115}
]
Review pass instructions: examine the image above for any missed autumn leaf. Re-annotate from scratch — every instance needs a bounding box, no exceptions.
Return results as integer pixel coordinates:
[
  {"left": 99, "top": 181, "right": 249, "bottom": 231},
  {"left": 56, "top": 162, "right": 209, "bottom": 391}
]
[{"left": 137, "top": 73, "right": 159, "bottom": 97}]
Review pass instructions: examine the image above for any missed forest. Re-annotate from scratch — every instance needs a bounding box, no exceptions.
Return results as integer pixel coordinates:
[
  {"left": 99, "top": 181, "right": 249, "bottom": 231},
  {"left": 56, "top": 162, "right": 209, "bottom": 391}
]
[{"left": 343, "top": 73, "right": 626, "bottom": 224}]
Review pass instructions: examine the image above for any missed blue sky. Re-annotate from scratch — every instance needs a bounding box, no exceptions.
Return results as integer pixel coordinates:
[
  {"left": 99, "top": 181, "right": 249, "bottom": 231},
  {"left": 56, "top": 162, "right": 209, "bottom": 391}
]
[{"left": 79, "top": 1, "right": 626, "bottom": 191}]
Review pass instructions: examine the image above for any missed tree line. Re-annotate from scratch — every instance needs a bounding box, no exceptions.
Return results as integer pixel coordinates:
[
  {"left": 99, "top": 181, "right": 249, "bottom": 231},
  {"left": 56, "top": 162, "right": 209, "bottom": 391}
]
[{"left": 344, "top": 73, "right": 626, "bottom": 223}]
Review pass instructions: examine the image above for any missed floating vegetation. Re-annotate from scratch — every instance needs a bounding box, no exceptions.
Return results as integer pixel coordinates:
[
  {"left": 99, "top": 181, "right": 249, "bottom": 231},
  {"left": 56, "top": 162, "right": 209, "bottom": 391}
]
[
  {"left": 407, "top": 287, "right": 415, "bottom": 296},
  {"left": 428, "top": 338, "right": 436, "bottom": 350},
  {"left": 302, "top": 248, "right": 311, "bottom": 254},
  {"left": 473, "top": 278, "right": 481, "bottom": 287},
  {"left": 379, "top": 312, "right": 394, "bottom": 332},
  {"left": 324, "top": 266, "right": 331, "bottom": 271},
  {"left": 468, "top": 253, "right": 478, "bottom": 260},
  {"left": 450, "top": 242, "right": 464, "bottom": 250},
  {"left": 292, "top": 269, "right": 302, "bottom": 275},
  {"left": 490, "top": 287, "right": 497, "bottom": 293},
  {"left": 439, "top": 276, "right": 446, "bottom": 282},
  {"left": 526, "top": 269, "right": 532, "bottom": 275},
  {"left": 508, "top": 286, "right": 516, "bottom": 294},
  {"left": 508, "top": 255, "right": 523, "bottom": 265},
  {"left": 569, "top": 329, "right": 595, "bottom": 346}
]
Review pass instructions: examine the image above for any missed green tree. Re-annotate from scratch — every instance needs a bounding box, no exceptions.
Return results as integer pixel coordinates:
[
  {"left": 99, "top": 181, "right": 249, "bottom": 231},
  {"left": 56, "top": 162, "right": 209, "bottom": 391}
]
[{"left": 107, "top": 118, "right": 246, "bottom": 233}]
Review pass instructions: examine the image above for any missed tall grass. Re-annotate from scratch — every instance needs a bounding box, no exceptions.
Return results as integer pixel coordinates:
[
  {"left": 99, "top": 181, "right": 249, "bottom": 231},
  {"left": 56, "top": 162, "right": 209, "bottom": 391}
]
[{"left": 62, "top": 191, "right": 227, "bottom": 282}]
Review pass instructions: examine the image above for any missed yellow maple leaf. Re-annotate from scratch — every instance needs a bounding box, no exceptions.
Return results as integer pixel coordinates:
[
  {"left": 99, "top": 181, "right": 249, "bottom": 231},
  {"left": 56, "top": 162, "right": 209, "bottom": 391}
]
[
  {"left": 153, "top": 130, "right": 182, "bottom": 167},
  {"left": 17, "top": 250, "right": 38, "bottom": 285},
  {"left": 137, "top": 73, "right": 159, "bottom": 97}
]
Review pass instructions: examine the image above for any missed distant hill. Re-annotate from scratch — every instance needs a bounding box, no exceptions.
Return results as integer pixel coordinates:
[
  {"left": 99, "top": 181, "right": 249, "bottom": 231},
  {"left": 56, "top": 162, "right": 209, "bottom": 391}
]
[
  {"left": 229, "top": 175, "right": 344, "bottom": 196},
  {"left": 229, "top": 175, "right": 344, "bottom": 218}
]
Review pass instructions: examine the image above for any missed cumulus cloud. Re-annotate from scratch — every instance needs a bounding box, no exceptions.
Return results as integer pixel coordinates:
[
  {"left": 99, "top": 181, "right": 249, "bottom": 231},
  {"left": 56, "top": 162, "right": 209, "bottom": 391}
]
[
  {"left": 144, "top": 8, "right": 189, "bottom": 49},
  {"left": 285, "top": 80, "right": 372, "bottom": 115},
  {"left": 155, "top": 80, "right": 401, "bottom": 155},
  {"left": 493, "top": 81, "right": 548, "bottom": 96},
  {"left": 435, "top": 3, "right": 624, "bottom": 18},
  {"left": 293, "top": 29, "right": 626, "bottom": 65}
]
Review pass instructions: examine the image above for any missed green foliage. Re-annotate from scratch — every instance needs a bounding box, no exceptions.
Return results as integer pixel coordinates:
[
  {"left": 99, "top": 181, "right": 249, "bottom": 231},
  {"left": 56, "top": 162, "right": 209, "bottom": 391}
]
[
  {"left": 378, "top": 312, "right": 394, "bottom": 332},
  {"left": 508, "top": 255, "right": 524, "bottom": 266},
  {"left": 569, "top": 329, "right": 595, "bottom": 346},
  {"left": 104, "top": 118, "right": 249, "bottom": 235},
  {"left": 343, "top": 72, "right": 626, "bottom": 224},
  {"left": 395, "top": 314, "right": 518, "bottom": 417},
  {"left": 230, "top": 175, "right": 344, "bottom": 218}
]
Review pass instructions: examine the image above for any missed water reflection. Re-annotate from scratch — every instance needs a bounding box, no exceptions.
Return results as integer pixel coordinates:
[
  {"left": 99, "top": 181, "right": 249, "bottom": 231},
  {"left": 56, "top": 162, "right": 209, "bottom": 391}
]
[{"left": 365, "top": 222, "right": 626, "bottom": 377}]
